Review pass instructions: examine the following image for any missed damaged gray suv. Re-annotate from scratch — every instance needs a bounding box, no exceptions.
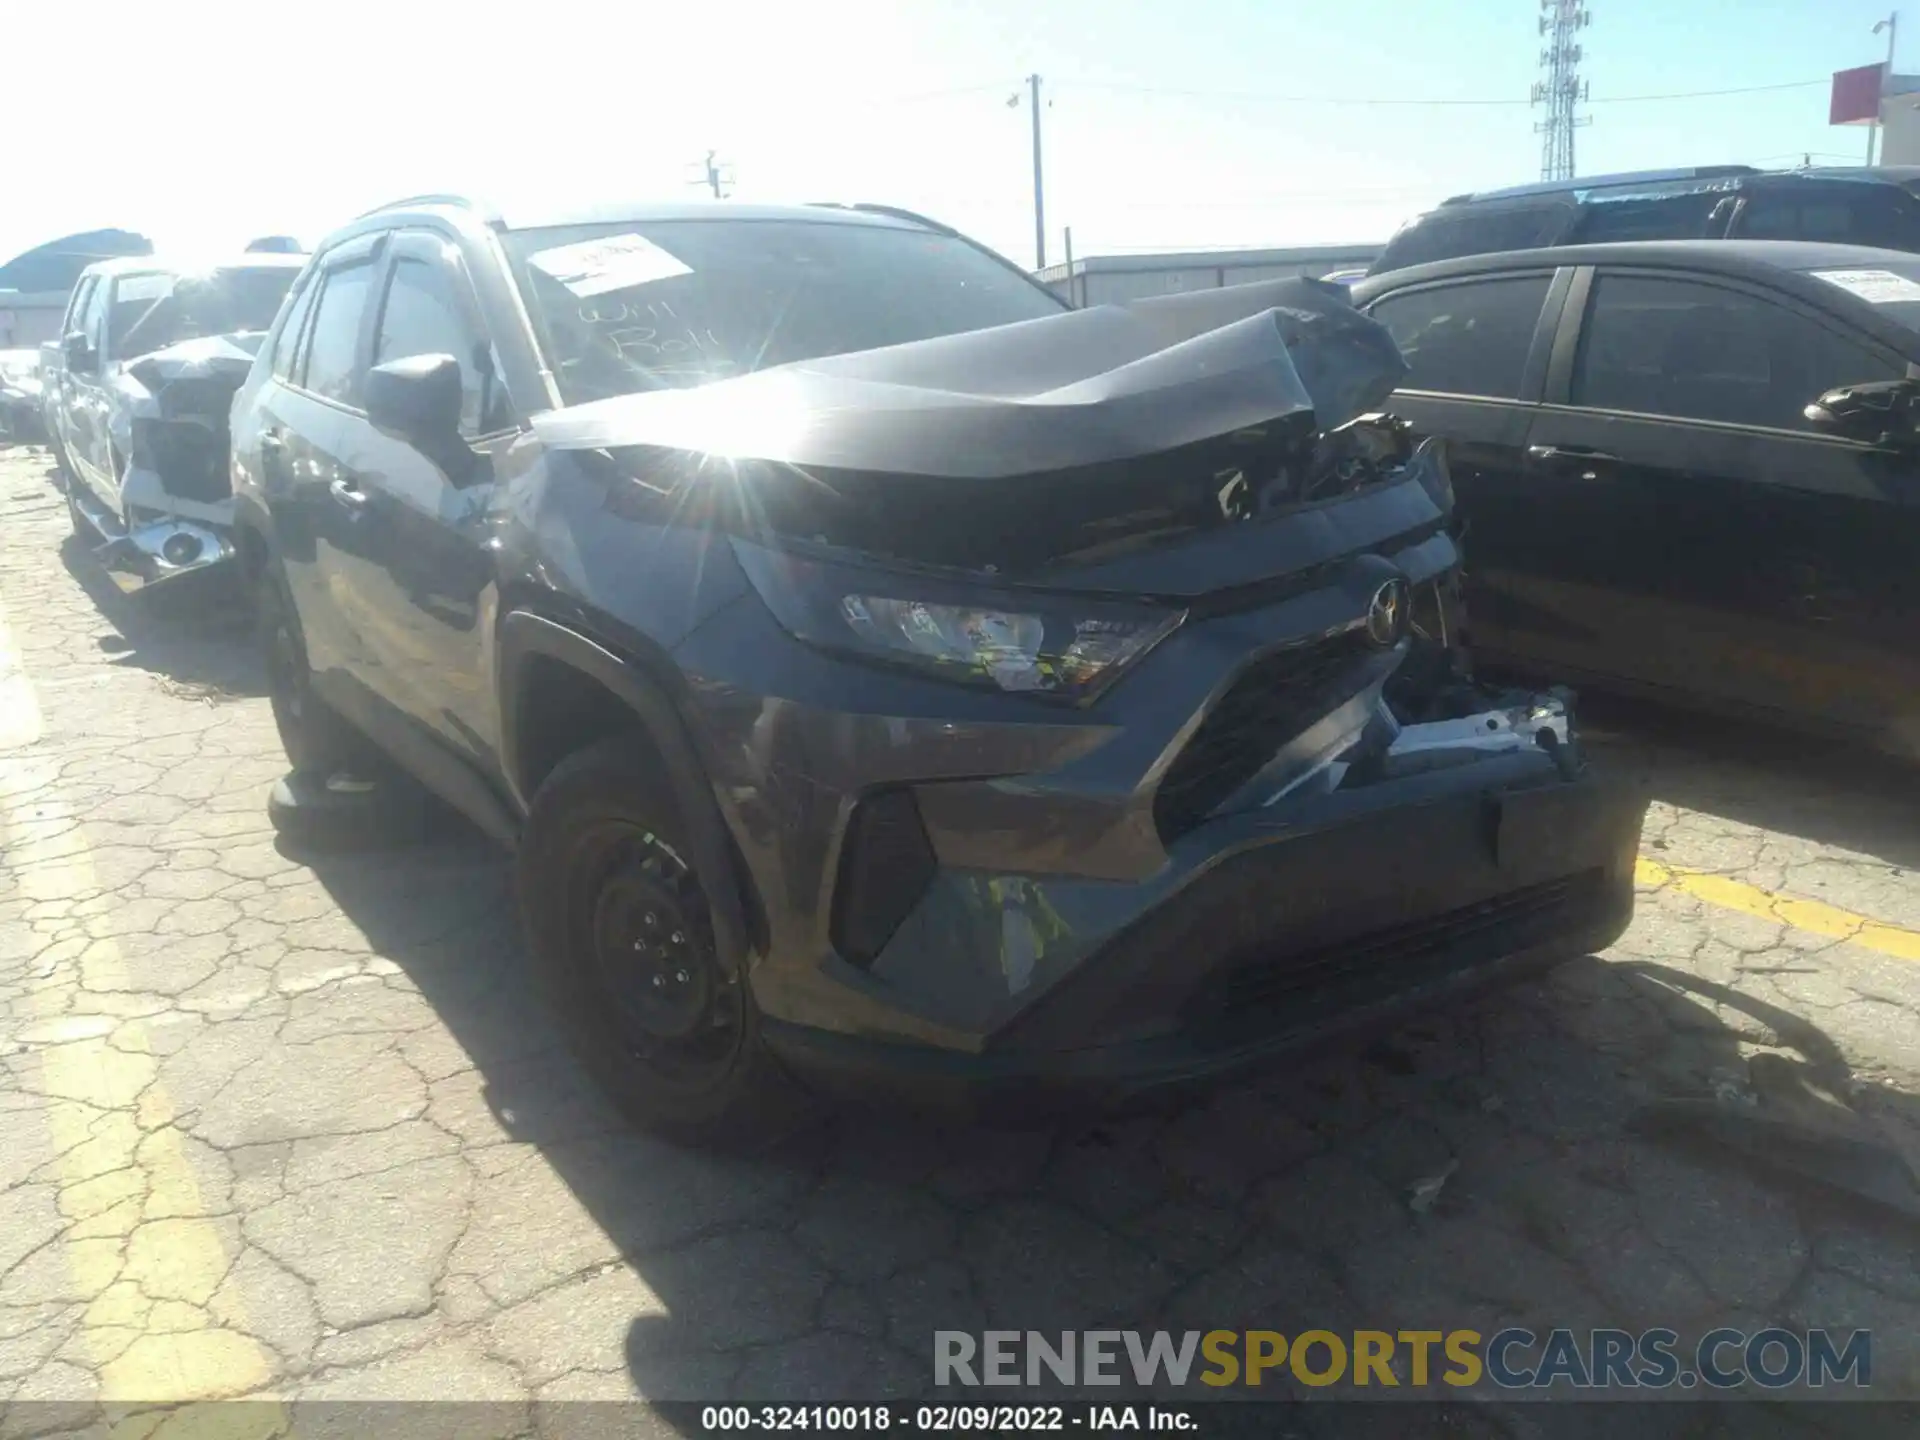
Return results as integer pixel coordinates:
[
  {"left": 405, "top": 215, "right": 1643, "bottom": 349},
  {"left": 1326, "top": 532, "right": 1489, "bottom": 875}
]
[{"left": 228, "top": 196, "right": 1647, "bottom": 1136}]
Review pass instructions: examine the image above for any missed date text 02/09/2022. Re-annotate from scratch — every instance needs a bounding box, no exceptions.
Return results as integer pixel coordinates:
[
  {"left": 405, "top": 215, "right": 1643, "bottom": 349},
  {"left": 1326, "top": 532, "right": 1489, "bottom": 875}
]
[{"left": 696, "top": 1405, "right": 1197, "bottom": 1432}]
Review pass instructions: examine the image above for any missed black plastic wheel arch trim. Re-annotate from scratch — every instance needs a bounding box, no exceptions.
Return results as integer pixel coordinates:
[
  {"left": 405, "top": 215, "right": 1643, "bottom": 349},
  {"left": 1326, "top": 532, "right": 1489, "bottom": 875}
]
[{"left": 497, "top": 609, "right": 765, "bottom": 975}]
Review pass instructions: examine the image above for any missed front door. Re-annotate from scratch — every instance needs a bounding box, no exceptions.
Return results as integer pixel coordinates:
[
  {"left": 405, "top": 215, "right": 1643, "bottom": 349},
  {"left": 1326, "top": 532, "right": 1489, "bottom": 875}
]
[
  {"left": 1362, "top": 268, "right": 1566, "bottom": 656},
  {"left": 327, "top": 230, "right": 516, "bottom": 767},
  {"left": 268, "top": 241, "right": 384, "bottom": 698},
  {"left": 47, "top": 276, "right": 94, "bottom": 459},
  {"left": 1516, "top": 266, "right": 1920, "bottom": 734},
  {"left": 66, "top": 275, "right": 121, "bottom": 511}
]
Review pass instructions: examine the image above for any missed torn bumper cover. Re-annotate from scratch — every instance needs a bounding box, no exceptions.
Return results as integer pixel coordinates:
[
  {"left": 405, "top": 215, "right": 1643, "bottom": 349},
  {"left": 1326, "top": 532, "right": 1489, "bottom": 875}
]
[
  {"left": 94, "top": 334, "right": 258, "bottom": 586},
  {"left": 533, "top": 278, "right": 1648, "bottom": 1113}
]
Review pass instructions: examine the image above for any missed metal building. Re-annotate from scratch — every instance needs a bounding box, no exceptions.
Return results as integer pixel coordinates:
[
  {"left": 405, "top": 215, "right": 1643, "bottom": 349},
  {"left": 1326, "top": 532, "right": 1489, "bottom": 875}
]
[{"left": 1035, "top": 243, "right": 1382, "bottom": 307}]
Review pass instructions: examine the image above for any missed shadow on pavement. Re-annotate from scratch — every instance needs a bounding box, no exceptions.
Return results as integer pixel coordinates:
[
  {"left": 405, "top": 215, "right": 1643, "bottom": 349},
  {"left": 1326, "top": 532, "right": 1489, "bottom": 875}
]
[
  {"left": 1580, "top": 692, "right": 1920, "bottom": 872},
  {"left": 55, "top": 530, "right": 264, "bottom": 699},
  {"left": 287, "top": 810, "right": 1920, "bottom": 1431}
]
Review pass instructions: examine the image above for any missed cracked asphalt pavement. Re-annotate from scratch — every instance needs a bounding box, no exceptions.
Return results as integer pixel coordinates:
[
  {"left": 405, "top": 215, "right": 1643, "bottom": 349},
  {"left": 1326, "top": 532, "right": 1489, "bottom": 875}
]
[{"left": 5, "top": 445, "right": 1920, "bottom": 1436}]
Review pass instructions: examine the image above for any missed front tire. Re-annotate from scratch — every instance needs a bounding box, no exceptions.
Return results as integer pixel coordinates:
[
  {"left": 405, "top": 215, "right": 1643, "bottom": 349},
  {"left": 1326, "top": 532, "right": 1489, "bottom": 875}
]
[{"left": 517, "top": 736, "right": 801, "bottom": 1142}]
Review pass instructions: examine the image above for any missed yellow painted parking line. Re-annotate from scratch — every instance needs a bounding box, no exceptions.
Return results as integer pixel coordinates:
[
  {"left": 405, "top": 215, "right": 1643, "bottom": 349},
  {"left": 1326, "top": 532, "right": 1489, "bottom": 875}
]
[
  {"left": 0, "top": 599, "right": 282, "bottom": 1418},
  {"left": 1636, "top": 856, "right": 1920, "bottom": 963}
]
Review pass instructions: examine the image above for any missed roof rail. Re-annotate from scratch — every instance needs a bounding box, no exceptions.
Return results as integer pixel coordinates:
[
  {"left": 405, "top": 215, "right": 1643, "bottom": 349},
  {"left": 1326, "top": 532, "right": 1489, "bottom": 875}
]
[
  {"left": 1440, "top": 165, "right": 1760, "bottom": 207},
  {"left": 353, "top": 193, "right": 477, "bottom": 220}
]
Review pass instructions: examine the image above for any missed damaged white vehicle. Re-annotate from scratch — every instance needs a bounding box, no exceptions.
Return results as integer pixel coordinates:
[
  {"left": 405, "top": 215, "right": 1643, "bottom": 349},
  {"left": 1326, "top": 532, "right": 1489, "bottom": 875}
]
[{"left": 45, "top": 254, "right": 301, "bottom": 590}]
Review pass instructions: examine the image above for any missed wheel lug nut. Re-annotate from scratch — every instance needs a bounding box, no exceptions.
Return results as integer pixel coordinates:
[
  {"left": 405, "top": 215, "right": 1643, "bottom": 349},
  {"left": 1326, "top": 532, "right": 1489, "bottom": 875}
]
[
  {"left": 674, "top": 968, "right": 689, "bottom": 983},
  {"left": 651, "top": 974, "right": 665, "bottom": 988},
  {"left": 671, "top": 931, "right": 685, "bottom": 944}
]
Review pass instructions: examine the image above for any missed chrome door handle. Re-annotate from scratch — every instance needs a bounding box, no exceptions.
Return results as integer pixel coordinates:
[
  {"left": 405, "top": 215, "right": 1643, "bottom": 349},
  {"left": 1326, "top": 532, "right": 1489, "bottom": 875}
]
[
  {"left": 1526, "top": 444, "right": 1619, "bottom": 465},
  {"left": 328, "top": 477, "right": 370, "bottom": 508}
]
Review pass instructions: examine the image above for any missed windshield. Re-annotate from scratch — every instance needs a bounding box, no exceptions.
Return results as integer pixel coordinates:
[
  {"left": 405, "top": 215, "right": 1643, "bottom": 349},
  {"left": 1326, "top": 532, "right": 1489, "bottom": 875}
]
[
  {"left": 1802, "top": 261, "right": 1920, "bottom": 334},
  {"left": 110, "top": 266, "right": 297, "bottom": 361},
  {"left": 502, "top": 217, "right": 1066, "bottom": 405}
]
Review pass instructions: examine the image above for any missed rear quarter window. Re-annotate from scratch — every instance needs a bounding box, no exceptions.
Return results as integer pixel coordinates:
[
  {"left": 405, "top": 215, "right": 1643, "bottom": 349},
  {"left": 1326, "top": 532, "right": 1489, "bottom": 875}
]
[{"left": 1736, "top": 186, "right": 1918, "bottom": 250}]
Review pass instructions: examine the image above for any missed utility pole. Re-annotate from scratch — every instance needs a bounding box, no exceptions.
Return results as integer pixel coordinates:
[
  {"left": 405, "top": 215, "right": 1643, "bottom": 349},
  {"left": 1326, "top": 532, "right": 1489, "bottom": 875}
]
[
  {"left": 1028, "top": 75, "right": 1046, "bottom": 270},
  {"left": 689, "top": 150, "right": 733, "bottom": 199},
  {"left": 1531, "top": 0, "right": 1592, "bottom": 182},
  {"left": 1871, "top": 13, "right": 1899, "bottom": 165}
]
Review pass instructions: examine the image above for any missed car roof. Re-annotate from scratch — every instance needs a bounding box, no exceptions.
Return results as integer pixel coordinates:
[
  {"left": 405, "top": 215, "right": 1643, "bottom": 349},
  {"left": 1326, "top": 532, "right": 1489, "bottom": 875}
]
[
  {"left": 1354, "top": 238, "right": 1920, "bottom": 295},
  {"left": 355, "top": 194, "right": 928, "bottom": 234},
  {"left": 78, "top": 253, "right": 307, "bottom": 281},
  {"left": 1440, "top": 165, "right": 1759, "bottom": 207},
  {"left": 1438, "top": 164, "right": 1920, "bottom": 211}
]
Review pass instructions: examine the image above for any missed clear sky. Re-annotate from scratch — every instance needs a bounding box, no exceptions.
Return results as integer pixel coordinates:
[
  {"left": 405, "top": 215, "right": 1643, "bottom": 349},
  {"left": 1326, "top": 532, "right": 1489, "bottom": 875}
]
[{"left": 1, "top": 0, "right": 1906, "bottom": 272}]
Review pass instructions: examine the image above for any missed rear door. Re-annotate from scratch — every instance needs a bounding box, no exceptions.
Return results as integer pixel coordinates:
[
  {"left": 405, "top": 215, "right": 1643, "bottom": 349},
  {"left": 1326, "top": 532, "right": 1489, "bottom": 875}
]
[
  {"left": 1362, "top": 267, "right": 1568, "bottom": 638},
  {"left": 1516, "top": 265, "right": 1918, "bottom": 731},
  {"left": 262, "top": 236, "right": 385, "bottom": 695}
]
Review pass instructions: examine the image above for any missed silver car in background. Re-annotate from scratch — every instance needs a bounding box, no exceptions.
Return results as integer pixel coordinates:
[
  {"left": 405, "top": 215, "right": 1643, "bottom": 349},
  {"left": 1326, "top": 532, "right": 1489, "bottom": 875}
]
[{"left": 45, "top": 255, "right": 300, "bottom": 588}]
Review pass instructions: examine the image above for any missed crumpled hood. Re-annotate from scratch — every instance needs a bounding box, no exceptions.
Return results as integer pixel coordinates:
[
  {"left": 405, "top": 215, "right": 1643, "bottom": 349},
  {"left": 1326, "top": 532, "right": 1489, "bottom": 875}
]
[
  {"left": 530, "top": 277, "right": 1408, "bottom": 481},
  {"left": 124, "top": 333, "right": 264, "bottom": 394}
]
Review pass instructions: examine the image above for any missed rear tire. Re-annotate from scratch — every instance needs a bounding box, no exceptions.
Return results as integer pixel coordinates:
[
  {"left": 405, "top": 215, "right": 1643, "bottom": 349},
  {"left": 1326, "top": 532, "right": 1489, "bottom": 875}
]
[
  {"left": 256, "top": 569, "right": 380, "bottom": 777},
  {"left": 517, "top": 736, "right": 804, "bottom": 1143}
]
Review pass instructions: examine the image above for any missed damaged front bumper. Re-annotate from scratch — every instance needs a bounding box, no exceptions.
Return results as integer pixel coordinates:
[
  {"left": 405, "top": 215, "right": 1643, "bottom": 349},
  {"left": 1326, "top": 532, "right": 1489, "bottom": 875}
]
[
  {"left": 67, "top": 469, "right": 236, "bottom": 594},
  {"left": 676, "top": 567, "right": 1646, "bottom": 1120}
]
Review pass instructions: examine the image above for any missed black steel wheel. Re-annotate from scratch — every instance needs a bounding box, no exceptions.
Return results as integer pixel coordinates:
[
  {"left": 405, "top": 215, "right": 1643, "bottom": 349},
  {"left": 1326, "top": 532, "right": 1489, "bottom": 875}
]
[
  {"left": 518, "top": 735, "right": 801, "bottom": 1140},
  {"left": 576, "top": 822, "right": 744, "bottom": 1087}
]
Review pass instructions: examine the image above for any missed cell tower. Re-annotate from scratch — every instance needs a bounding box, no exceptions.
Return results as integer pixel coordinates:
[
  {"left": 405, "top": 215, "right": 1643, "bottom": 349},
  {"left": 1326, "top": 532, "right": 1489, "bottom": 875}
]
[{"left": 1532, "top": 0, "right": 1592, "bottom": 182}]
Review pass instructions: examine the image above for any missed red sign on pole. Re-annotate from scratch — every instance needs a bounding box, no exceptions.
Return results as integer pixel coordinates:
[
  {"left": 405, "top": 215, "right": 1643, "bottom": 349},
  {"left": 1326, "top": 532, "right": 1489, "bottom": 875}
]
[{"left": 1832, "top": 63, "right": 1885, "bottom": 125}]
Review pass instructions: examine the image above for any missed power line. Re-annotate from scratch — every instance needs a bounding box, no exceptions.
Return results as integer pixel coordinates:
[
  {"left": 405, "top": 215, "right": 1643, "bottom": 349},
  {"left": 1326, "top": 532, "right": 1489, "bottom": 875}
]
[
  {"left": 1056, "top": 76, "right": 1826, "bottom": 108},
  {"left": 1593, "top": 77, "right": 1831, "bottom": 104}
]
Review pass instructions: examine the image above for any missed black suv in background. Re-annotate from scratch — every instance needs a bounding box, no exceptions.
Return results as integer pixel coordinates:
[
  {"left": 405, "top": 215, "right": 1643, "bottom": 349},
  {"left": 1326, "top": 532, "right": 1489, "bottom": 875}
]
[
  {"left": 228, "top": 196, "right": 1642, "bottom": 1137},
  {"left": 1371, "top": 165, "right": 1920, "bottom": 275}
]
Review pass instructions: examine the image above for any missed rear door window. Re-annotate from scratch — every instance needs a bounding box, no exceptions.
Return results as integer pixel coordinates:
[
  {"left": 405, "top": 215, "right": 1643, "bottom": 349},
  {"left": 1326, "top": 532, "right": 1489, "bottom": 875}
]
[
  {"left": 1568, "top": 191, "right": 1720, "bottom": 243},
  {"left": 1366, "top": 275, "right": 1552, "bottom": 398},
  {"left": 302, "top": 262, "right": 375, "bottom": 407},
  {"left": 1571, "top": 273, "right": 1904, "bottom": 431}
]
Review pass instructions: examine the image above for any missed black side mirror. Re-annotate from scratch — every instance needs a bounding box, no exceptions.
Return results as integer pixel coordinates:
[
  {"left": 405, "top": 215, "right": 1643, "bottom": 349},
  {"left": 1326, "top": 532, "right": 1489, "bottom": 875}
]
[
  {"left": 1805, "top": 378, "right": 1920, "bottom": 449},
  {"left": 63, "top": 332, "right": 96, "bottom": 374},
  {"left": 366, "top": 353, "right": 462, "bottom": 447}
]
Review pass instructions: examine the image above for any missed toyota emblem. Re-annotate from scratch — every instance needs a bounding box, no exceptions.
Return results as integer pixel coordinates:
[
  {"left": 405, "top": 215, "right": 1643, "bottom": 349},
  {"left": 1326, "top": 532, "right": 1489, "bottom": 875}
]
[{"left": 1364, "top": 578, "right": 1410, "bottom": 650}]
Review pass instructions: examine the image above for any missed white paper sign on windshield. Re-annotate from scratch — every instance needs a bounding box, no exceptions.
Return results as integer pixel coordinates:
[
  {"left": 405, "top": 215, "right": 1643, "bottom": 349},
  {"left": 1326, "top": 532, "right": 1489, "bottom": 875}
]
[
  {"left": 116, "top": 273, "right": 174, "bottom": 303},
  {"left": 1812, "top": 268, "right": 1920, "bottom": 305},
  {"left": 526, "top": 233, "right": 692, "bottom": 298}
]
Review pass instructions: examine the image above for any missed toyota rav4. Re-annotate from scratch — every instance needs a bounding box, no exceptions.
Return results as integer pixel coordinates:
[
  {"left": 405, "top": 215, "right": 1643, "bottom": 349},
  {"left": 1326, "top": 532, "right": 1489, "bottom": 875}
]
[{"left": 229, "top": 195, "right": 1646, "bottom": 1137}]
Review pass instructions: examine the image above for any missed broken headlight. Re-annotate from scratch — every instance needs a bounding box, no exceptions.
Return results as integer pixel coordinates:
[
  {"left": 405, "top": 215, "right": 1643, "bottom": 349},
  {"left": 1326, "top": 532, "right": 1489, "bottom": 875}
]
[{"left": 733, "top": 539, "right": 1183, "bottom": 702}]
